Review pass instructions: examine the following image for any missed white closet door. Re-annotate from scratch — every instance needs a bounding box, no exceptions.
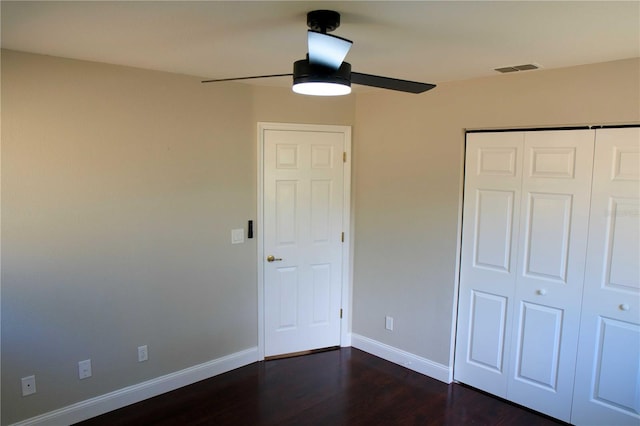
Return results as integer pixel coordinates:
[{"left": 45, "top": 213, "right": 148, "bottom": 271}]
[
  {"left": 454, "top": 132, "right": 524, "bottom": 397},
  {"left": 506, "top": 130, "right": 595, "bottom": 421},
  {"left": 572, "top": 128, "right": 640, "bottom": 426}
]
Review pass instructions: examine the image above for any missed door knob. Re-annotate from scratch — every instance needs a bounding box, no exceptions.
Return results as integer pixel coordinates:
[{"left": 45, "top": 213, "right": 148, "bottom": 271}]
[
  {"left": 266, "top": 255, "right": 283, "bottom": 262},
  {"left": 619, "top": 303, "right": 630, "bottom": 311}
]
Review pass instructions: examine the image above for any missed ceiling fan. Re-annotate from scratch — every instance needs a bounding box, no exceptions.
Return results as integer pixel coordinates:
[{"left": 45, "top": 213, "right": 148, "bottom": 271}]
[{"left": 202, "top": 10, "right": 436, "bottom": 96}]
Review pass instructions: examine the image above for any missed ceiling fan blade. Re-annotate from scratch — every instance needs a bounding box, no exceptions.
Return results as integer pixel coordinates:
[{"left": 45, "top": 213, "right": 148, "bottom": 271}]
[
  {"left": 308, "top": 31, "right": 353, "bottom": 70},
  {"left": 201, "top": 73, "right": 292, "bottom": 83},
  {"left": 351, "top": 72, "right": 436, "bottom": 94}
]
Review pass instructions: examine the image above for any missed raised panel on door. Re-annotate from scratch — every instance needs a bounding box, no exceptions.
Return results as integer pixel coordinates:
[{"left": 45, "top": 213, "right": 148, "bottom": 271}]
[
  {"left": 474, "top": 190, "right": 516, "bottom": 272},
  {"left": 310, "top": 263, "right": 332, "bottom": 325},
  {"left": 275, "top": 267, "right": 299, "bottom": 330},
  {"left": 467, "top": 290, "right": 508, "bottom": 372},
  {"left": 572, "top": 128, "right": 640, "bottom": 426},
  {"left": 522, "top": 192, "right": 572, "bottom": 282},
  {"left": 513, "top": 302, "right": 563, "bottom": 390},
  {"left": 310, "top": 180, "right": 332, "bottom": 244},
  {"left": 275, "top": 180, "right": 299, "bottom": 245},
  {"left": 454, "top": 132, "right": 524, "bottom": 397},
  {"left": 508, "top": 130, "right": 595, "bottom": 422},
  {"left": 264, "top": 129, "right": 345, "bottom": 357}
]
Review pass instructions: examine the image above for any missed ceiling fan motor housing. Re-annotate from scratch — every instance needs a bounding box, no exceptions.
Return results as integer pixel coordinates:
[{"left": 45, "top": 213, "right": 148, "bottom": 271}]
[
  {"left": 293, "top": 59, "right": 351, "bottom": 87},
  {"left": 307, "top": 10, "right": 341, "bottom": 33}
]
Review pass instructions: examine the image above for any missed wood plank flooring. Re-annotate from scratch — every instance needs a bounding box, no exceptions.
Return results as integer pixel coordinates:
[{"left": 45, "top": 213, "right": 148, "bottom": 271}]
[{"left": 78, "top": 347, "right": 567, "bottom": 425}]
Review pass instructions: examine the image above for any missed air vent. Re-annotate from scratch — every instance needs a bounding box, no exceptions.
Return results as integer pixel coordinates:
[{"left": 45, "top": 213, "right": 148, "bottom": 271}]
[{"left": 495, "top": 64, "right": 540, "bottom": 73}]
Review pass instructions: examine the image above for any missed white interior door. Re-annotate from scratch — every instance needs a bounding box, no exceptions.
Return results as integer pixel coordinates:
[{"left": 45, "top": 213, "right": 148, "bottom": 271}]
[
  {"left": 456, "top": 129, "right": 597, "bottom": 422},
  {"left": 261, "top": 124, "right": 349, "bottom": 357},
  {"left": 572, "top": 128, "right": 640, "bottom": 426},
  {"left": 507, "top": 130, "right": 594, "bottom": 421},
  {"left": 454, "top": 132, "right": 524, "bottom": 397}
]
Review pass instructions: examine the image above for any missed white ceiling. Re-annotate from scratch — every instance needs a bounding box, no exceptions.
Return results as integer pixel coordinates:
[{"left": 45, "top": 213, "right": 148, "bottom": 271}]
[{"left": 2, "top": 1, "right": 639, "bottom": 89}]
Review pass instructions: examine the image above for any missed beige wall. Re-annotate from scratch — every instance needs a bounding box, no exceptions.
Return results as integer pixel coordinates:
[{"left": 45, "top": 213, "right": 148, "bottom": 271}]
[
  {"left": 1, "top": 50, "right": 259, "bottom": 424},
  {"left": 352, "top": 58, "right": 640, "bottom": 365},
  {"left": 2, "top": 48, "right": 638, "bottom": 424},
  {"left": 0, "top": 50, "right": 354, "bottom": 424},
  {"left": 252, "top": 85, "right": 355, "bottom": 126}
]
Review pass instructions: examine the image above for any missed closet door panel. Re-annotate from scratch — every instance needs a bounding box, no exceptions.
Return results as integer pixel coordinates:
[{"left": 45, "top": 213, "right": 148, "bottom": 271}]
[
  {"left": 508, "top": 130, "right": 595, "bottom": 422},
  {"left": 522, "top": 192, "right": 573, "bottom": 281},
  {"left": 572, "top": 128, "right": 640, "bottom": 426},
  {"left": 468, "top": 290, "right": 508, "bottom": 371},
  {"left": 454, "top": 132, "right": 524, "bottom": 397},
  {"left": 514, "top": 301, "right": 563, "bottom": 390}
]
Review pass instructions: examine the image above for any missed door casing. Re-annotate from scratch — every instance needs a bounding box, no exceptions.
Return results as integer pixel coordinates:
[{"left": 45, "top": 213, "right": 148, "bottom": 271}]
[{"left": 256, "top": 122, "right": 352, "bottom": 360}]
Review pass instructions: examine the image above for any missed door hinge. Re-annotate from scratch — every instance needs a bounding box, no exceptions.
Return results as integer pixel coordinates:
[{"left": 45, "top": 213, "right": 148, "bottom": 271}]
[
  {"left": 341, "top": 232, "right": 344, "bottom": 242},
  {"left": 343, "top": 152, "right": 347, "bottom": 163},
  {"left": 340, "top": 308, "right": 343, "bottom": 319}
]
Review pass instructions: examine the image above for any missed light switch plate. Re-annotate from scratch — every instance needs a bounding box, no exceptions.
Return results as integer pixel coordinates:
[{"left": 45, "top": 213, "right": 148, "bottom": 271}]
[{"left": 231, "top": 229, "right": 244, "bottom": 244}]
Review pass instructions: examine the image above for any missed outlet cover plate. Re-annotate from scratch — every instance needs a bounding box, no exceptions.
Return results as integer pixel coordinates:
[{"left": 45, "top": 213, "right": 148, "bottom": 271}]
[
  {"left": 385, "top": 316, "right": 394, "bottom": 331},
  {"left": 138, "top": 345, "right": 148, "bottom": 362},
  {"left": 21, "top": 375, "right": 36, "bottom": 396},
  {"left": 78, "top": 359, "right": 92, "bottom": 379}
]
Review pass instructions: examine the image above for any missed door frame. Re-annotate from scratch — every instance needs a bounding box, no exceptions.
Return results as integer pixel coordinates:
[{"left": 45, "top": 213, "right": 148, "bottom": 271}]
[{"left": 256, "top": 122, "right": 352, "bottom": 360}]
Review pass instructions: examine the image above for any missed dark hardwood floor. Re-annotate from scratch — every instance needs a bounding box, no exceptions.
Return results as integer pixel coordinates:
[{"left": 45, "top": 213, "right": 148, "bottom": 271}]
[{"left": 78, "top": 347, "right": 567, "bottom": 425}]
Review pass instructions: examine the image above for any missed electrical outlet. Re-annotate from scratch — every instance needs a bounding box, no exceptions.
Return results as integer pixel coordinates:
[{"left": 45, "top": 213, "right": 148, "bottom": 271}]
[
  {"left": 385, "top": 316, "right": 394, "bottom": 331},
  {"left": 78, "top": 359, "right": 92, "bottom": 379},
  {"left": 21, "top": 375, "right": 36, "bottom": 396},
  {"left": 138, "top": 345, "right": 148, "bottom": 362}
]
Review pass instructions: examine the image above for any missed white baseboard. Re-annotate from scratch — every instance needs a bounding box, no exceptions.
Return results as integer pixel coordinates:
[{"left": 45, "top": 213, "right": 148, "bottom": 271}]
[
  {"left": 351, "top": 333, "right": 451, "bottom": 384},
  {"left": 12, "top": 340, "right": 449, "bottom": 425},
  {"left": 11, "top": 347, "right": 259, "bottom": 426}
]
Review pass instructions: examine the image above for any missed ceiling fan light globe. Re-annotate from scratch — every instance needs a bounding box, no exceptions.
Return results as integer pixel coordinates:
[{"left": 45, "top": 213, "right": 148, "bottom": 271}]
[
  {"left": 293, "top": 81, "right": 351, "bottom": 96},
  {"left": 292, "top": 59, "right": 352, "bottom": 96}
]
